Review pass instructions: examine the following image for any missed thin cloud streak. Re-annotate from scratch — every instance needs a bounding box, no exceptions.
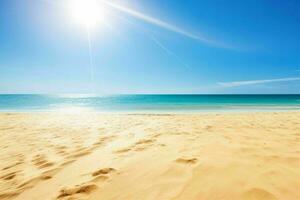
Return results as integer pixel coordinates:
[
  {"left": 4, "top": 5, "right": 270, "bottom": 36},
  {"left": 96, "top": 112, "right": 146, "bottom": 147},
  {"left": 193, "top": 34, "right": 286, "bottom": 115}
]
[
  {"left": 218, "top": 77, "right": 300, "bottom": 88},
  {"left": 100, "top": 0, "right": 232, "bottom": 49}
]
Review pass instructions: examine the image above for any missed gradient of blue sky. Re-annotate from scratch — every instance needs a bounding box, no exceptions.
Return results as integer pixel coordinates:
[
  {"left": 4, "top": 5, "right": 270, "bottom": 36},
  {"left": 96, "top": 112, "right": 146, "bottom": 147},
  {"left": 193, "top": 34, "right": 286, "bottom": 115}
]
[{"left": 0, "top": 0, "right": 300, "bottom": 94}]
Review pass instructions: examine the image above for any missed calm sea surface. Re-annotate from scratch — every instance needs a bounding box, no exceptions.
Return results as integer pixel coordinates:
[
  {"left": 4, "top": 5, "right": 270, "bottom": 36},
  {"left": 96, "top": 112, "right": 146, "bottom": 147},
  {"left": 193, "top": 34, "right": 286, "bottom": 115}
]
[{"left": 0, "top": 94, "right": 299, "bottom": 113}]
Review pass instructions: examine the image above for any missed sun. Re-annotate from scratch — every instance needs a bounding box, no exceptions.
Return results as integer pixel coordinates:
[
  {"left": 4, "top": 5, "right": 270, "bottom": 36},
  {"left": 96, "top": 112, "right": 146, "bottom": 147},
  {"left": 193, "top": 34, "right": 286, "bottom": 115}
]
[{"left": 69, "top": 0, "right": 104, "bottom": 28}]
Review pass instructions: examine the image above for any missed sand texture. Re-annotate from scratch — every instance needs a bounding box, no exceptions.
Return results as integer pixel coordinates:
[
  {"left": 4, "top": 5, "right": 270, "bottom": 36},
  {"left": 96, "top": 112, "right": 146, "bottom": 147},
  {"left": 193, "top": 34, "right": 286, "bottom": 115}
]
[{"left": 0, "top": 112, "right": 300, "bottom": 200}]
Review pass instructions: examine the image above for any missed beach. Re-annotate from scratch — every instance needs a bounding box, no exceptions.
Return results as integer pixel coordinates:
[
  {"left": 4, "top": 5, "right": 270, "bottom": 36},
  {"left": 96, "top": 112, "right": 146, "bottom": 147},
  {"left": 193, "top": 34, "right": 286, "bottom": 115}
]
[{"left": 0, "top": 112, "right": 300, "bottom": 200}]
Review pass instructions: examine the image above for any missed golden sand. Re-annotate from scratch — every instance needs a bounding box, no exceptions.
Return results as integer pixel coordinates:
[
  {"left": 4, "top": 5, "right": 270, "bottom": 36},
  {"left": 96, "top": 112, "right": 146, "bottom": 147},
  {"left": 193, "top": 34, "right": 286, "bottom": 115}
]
[{"left": 0, "top": 112, "right": 300, "bottom": 200}]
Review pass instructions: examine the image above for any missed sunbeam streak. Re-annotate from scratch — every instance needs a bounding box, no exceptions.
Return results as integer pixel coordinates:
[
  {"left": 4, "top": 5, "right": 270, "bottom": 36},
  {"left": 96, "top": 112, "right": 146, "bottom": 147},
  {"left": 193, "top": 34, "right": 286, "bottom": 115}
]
[
  {"left": 115, "top": 15, "right": 191, "bottom": 70},
  {"left": 100, "top": 0, "right": 233, "bottom": 49},
  {"left": 86, "top": 27, "right": 95, "bottom": 92},
  {"left": 41, "top": 0, "right": 235, "bottom": 49},
  {"left": 148, "top": 35, "right": 191, "bottom": 70}
]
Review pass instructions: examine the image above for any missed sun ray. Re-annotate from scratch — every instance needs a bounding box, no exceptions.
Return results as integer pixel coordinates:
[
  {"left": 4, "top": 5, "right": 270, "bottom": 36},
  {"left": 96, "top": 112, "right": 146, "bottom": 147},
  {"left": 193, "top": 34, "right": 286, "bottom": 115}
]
[{"left": 86, "top": 27, "right": 95, "bottom": 92}]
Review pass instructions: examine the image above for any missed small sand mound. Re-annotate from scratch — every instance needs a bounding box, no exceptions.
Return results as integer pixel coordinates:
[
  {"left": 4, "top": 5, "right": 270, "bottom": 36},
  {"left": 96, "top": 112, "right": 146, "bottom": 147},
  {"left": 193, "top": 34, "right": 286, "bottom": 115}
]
[{"left": 242, "top": 188, "right": 278, "bottom": 200}]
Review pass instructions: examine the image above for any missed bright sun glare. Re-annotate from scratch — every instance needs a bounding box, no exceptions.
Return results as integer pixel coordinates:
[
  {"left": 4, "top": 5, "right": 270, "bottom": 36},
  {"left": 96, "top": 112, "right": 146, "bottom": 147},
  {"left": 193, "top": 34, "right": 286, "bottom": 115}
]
[{"left": 69, "top": 0, "right": 104, "bottom": 28}]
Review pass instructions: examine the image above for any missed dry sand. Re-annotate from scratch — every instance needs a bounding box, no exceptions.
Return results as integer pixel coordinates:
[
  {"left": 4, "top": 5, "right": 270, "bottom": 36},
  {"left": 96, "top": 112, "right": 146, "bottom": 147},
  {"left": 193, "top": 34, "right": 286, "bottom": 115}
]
[{"left": 0, "top": 112, "right": 299, "bottom": 200}]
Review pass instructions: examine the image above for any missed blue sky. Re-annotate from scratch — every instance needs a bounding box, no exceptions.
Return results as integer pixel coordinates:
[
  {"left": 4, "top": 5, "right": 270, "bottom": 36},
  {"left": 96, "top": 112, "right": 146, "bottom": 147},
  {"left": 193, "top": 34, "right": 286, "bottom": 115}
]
[{"left": 0, "top": 0, "right": 300, "bottom": 94}]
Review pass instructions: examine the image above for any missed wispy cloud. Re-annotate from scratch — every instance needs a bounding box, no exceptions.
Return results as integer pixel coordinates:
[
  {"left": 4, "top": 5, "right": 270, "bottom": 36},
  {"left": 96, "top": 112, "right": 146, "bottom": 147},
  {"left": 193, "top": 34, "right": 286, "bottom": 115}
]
[
  {"left": 218, "top": 77, "right": 300, "bottom": 88},
  {"left": 100, "top": 0, "right": 232, "bottom": 49}
]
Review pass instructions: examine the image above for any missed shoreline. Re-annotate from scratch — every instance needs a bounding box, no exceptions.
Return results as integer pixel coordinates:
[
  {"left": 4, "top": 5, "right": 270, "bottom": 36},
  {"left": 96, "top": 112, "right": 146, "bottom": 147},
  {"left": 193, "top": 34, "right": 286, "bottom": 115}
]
[{"left": 0, "top": 109, "right": 300, "bottom": 115}]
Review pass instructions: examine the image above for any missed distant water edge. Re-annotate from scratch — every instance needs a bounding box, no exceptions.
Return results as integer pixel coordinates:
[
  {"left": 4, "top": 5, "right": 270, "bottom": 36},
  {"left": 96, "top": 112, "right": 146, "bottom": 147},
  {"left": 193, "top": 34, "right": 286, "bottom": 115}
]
[{"left": 0, "top": 94, "right": 300, "bottom": 113}]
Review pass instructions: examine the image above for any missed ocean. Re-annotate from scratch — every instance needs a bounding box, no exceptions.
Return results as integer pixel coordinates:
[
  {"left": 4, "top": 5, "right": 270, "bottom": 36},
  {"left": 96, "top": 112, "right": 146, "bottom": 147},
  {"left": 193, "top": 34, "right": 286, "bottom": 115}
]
[{"left": 0, "top": 94, "right": 299, "bottom": 113}]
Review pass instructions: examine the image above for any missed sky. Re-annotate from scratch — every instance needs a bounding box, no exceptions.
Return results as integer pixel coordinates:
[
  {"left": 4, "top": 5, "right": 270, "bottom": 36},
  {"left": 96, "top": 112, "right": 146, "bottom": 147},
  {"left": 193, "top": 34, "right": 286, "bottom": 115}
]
[{"left": 0, "top": 0, "right": 300, "bottom": 94}]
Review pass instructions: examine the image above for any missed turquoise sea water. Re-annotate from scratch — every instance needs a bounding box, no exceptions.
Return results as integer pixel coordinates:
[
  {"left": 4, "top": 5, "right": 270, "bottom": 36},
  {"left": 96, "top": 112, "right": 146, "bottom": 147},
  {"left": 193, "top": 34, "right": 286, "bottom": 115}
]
[{"left": 0, "top": 94, "right": 299, "bottom": 113}]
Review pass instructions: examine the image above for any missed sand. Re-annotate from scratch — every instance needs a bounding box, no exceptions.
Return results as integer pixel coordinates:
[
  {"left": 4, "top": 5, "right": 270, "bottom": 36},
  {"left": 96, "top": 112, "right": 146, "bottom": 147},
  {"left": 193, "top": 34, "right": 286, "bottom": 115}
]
[{"left": 0, "top": 112, "right": 300, "bottom": 200}]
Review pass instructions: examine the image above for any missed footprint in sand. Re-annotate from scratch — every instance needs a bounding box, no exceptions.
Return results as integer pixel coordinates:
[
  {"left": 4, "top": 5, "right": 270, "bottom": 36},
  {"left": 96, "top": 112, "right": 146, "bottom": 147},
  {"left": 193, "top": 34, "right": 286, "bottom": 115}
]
[
  {"left": 40, "top": 168, "right": 61, "bottom": 180},
  {"left": 67, "top": 147, "right": 92, "bottom": 159},
  {"left": 0, "top": 191, "right": 20, "bottom": 200},
  {"left": 1, "top": 171, "right": 19, "bottom": 181},
  {"left": 31, "top": 154, "right": 54, "bottom": 169},
  {"left": 55, "top": 145, "right": 68, "bottom": 156},
  {"left": 205, "top": 125, "right": 213, "bottom": 131},
  {"left": 175, "top": 157, "right": 198, "bottom": 165},
  {"left": 91, "top": 168, "right": 116, "bottom": 182},
  {"left": 57, "top": 183, "right": 98, "bottom": 199},
  {"left": 92, "top": 167, "right": 116, "bottom": 176},
  {"left": 17, "top": 168, "right": 61, "bottom": 191},
  {"left": 93, "top": 135, "right": 116, "bottom": 147},
  {"left": 134, "top": 139, "right": 155, "bottom": 151},
  {"left": 114, "top": 139, "right": 156, "bottom": 154}
]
